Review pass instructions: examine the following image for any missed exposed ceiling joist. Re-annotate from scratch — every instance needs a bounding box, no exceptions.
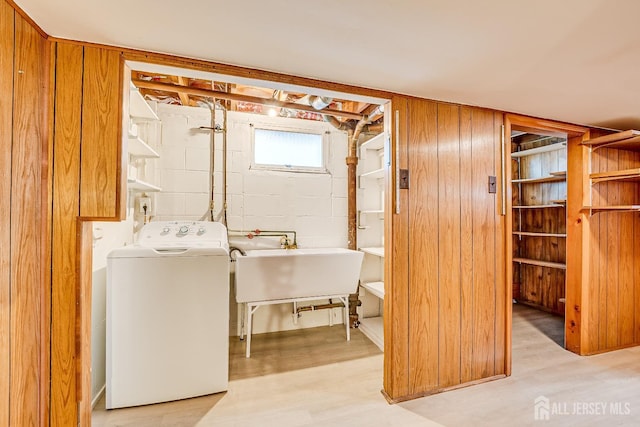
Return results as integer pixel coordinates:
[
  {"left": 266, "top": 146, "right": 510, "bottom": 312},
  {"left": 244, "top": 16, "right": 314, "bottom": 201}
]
[
  {"left": 132, "top": 79, "right": 365, "bottom": 120},
  {"left": 176, "top": 76, "right": 191, "bottom": 106}
]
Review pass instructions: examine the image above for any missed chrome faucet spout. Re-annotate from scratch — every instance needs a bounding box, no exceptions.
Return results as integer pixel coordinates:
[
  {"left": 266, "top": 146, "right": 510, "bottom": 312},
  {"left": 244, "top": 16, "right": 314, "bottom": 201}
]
[{"left": 229, "top": 246, "right": 246, "bottom": 261}]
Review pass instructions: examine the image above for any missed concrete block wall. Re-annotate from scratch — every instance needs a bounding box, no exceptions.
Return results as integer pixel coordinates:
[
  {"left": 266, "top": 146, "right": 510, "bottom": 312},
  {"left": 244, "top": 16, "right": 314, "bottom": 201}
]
[{"left": 153, "top": 103, "right": 213, "bottom": 221}]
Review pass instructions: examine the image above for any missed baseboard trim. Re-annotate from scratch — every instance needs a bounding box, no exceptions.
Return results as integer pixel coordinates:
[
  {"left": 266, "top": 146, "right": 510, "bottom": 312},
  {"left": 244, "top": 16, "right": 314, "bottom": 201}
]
[
  {"left": 92, "top": 385, "right": 106, "bottom": 409},
  {"left": 381, "top": 374, "right": 507, "bottom": 404}
]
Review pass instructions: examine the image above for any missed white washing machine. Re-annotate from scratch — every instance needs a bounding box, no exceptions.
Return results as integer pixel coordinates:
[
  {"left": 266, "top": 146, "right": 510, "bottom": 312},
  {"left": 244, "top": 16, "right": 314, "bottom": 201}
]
[{"left": 106, "top": 221, "right": 230, "bottom": 409}]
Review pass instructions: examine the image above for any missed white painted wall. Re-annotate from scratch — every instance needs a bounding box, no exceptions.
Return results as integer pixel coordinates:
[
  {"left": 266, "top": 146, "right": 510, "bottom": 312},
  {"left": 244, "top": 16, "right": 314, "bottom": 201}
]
[
  {"left": 154, "top": 104, "right": 351, "bottom": 335},
  {"left": 90, "top": 213, "right": 135, "bottom": 404}
]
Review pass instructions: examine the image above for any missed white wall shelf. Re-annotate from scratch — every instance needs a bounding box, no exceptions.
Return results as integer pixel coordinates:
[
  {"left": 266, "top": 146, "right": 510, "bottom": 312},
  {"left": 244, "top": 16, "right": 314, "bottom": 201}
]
[
  {"left": 361, "top": 281, "right": 384, "bottom": 300},
  {"left": 360, "top": 132, "right": 385, "bottom": 152},
  {"left": 360, "top": 247, "right": 384, "bottom": 257},
  {"left": 360, "top": 168, "right": 384, "bottom": 179},
  {"left": 127, "top": 178, "right": 161, "bottom": 193},
  {"left": 359, "top": 317, "right": 383, "bottom": 351},
  {"left": 130, "top": 89, "right": 159, "bottom": 121},
  {"left": 128, "top": 136, "right": 160, "bottom": 158},
  {"left": 357, "top": 131, "right": 385, "bottom": 352}
]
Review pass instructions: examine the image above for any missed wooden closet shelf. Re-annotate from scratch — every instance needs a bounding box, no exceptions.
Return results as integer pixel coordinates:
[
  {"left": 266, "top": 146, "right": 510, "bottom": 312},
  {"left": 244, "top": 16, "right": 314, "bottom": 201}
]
[
  {"left": 590, "top": 168, "right": 640, "bottom": 184},
  {"left": 512, "top": 204, "right": 565, "bottom": 209},
  {"left": 581, "top": 130, "right": 640, "bottom": 151},
  {"left": 513, "top": 258, "right": 566, "bottom": 270},
  {"left": 513, "top": 231, "right": 567, "bottom": 238},
  {"left": 511, "top": 142, "right": 566, "bottom": 158},
  {"left": 583, "top": 205, "right": 640, "bottom": 213},
  {"left": 512, "top": 175, "right": 566, "bottom": 184}
]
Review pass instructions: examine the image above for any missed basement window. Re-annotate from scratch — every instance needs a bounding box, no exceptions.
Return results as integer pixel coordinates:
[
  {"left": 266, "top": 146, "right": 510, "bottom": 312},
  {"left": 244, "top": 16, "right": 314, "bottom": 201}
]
[{"left": 251, "top": 126, "right": 327, "bottom": 173}]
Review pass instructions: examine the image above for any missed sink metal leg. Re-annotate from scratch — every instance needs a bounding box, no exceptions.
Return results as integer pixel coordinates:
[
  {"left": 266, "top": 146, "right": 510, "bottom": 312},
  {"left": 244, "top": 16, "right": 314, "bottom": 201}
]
[
  {"left": 246, "top": 303, "right": 259, "bottom": 358},
  {"left": 339, "top": 295, "right": 350, "bottom": 341}
]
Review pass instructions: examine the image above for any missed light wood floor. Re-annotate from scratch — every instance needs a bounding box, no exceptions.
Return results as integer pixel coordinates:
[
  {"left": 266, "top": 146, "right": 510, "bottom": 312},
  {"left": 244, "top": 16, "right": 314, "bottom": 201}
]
[{"left": 93, "top": 304, "right": 640, "bottom": 426}]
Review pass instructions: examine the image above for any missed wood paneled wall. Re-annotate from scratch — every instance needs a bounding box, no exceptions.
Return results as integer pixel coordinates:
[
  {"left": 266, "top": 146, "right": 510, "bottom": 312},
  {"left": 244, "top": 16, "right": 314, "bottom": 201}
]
[
  {"left": 50, "top": 42, "right": 123, "bottom": 425},
  {"left": 0, "top": 3, "right": 14, "bottom": 425},
  {"left": 0, "top": 2, "right": 51, "bottom": 425},
  {"left": 384, "top": 98, "right": 507, "bottom": 401},
  {"left": 582, "top": 140, "right": 640, "bottom": 354}
]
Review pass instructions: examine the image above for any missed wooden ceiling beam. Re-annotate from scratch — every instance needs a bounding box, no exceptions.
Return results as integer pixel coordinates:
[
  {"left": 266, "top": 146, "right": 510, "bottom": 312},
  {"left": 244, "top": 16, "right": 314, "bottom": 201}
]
[
  {"left": 176, "top": 76, "right": 192, "bottom": 106},
  {"left": 132, "top": 79, "right": 365, "bottom": 120}
]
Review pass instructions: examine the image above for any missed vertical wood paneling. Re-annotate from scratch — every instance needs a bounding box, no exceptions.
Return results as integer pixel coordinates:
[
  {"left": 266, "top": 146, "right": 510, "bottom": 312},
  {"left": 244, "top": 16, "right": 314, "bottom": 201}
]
[
  {"left": 408, "top": 99, "right": 439, "bottom": 394},
  {"left": 80, "top": 47, "right": 122, "bottom": 219},
  {"left": 51, "top": 42, "right": 84, "bottom": 427},
  {"left": 494, "top": 113, "right": 506, "bottom": 375},
  {"left": 437, "top": 103, "right": 461, "bottom": 387},
  {"left": 565, "top": 135, "right": 588, "bottom": 354},
  {"left": 459, "top": 107, "right": 474, "bottom": 383},
  {"left": 470, "top": 109, "right": 496, "bottom": 380},
  {"left": 11, "top": 14, "right": 48, "bottom": 426},
  {"left": 605, "top": 150, "right": 620, "bottom": 349},
  {"left": 383, "top": 96, "right": 409, "bottom": 400},
  {"left": 635, "top": 209, "right": 640, "bottom": 344},
  {"left": 583, "top": 137, "right": 640, "bottom": 354},
  {"left": 77, "top": 220, "right": 93, "bottom": 427},
  {"left": 0, "top": 3, "right": 14, "bottom": 426},
  {"left": 618, "top": 151, "right": 634, "bottom": 346}
]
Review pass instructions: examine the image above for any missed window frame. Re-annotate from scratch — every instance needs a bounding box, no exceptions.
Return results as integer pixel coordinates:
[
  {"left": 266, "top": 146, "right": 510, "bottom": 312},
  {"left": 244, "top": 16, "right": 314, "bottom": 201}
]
[{"left": 250, "top": 123, "right": 329, "bottom": 174}]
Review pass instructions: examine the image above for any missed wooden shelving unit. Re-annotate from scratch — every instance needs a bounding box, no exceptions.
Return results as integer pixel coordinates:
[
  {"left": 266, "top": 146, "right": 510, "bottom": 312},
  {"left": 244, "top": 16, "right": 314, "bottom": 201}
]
[
  {"left": 583, "top": 130, "right": 640, "bottom": 212},
  {"left": 511, "top": 132, "right": 567, "bottom": 315},
  {"left": 356, "top": 132, "right": 385, "bottom": 351}
]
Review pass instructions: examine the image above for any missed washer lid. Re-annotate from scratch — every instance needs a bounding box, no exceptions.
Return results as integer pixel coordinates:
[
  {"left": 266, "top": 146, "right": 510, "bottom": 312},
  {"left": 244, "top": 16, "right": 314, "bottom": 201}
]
[{"left": 137, "top": 221, "right": 229, "bottom": 251}]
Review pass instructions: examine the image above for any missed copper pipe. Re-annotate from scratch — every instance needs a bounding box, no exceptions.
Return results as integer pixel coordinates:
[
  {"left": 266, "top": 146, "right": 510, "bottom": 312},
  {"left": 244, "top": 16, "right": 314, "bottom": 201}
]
[
  {"left": 295, "top": 302, "right": 345, "bottom": 313},
  {"left": 132, "top": 79, "right": 364, "bottom": 120}
]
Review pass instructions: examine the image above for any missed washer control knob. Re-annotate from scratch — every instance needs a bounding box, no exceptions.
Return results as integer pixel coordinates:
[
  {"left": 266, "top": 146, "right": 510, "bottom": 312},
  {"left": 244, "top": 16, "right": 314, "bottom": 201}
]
[
  {"left": 197, "top": 227, "right": 206, "bottom": 236},
  {"left": 161, "top": 227, "right": 170, "bottom": 235},
  {"left": 178, "top": 225, "right": 190, "bottom": 235}
]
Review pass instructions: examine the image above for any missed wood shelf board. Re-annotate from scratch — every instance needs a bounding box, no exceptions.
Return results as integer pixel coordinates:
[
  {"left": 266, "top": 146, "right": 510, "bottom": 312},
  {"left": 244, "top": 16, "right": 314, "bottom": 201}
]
[
  {"left": 361, "top": 281, "right": 384, "bottom": 299},
  {"left": 512, "top": 175, "right": 566, "bottom": 184},
  {"left": 360, "top": 168, "right": 384, "bottom": 179},
  {"left": 513, "top": 257, "right": 566, "bottom": 270},
  {"left": 550, "top": 199, "right": 566, "bottom": 205},
  {"left": 360, "top": 247, "right": 384, "bottom": 257},
  {"left": 513, "top": 231, "right": 567, "bottom": 238},
  {"left": 128, "top": 136, "right": 160, "bottom": 158},
  {"left": 511, "top": 142, "right": 566, "bottom": 158},
  {"left": 549, "top": 171, "right": 567, "bottom": 177},
  {"left": 512, "top": 204, "right": 565, "bottom": 209},
  {"left": 583, "top": 205, "right": 640, "bottom": 213},
  {"left": 581, "top": 130, "right": 640, "bottom": 150},
  {"left": 359, "top": 209, "right": 384, "bottom": 214},
  {"left": 590, "top": 168, "right": 640, "bottom": 184}
]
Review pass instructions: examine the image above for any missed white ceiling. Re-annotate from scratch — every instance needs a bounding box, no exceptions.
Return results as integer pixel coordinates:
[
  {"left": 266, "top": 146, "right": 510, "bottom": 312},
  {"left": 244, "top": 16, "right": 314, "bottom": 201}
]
[{"left": 15, "top": 0, "right": 640, "bottom": 130}]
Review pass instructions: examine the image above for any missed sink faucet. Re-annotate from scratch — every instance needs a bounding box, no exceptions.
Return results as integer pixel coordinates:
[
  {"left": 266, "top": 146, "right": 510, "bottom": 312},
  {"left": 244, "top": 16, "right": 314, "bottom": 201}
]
[{"left": 229, "top": 246, "right": 246, "bottom": 261}]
